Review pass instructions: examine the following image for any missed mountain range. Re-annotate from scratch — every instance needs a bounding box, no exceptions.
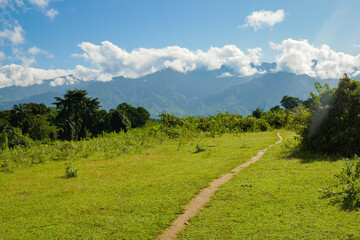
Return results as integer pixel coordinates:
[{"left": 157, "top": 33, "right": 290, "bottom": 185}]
[{"left": 0, "top": 63, "right": 338, "bottom": 117}]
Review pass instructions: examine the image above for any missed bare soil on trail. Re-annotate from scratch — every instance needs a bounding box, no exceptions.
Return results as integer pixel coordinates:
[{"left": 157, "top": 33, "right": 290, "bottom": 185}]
[{"left": 157, "top": 133, "right": 283, "bottom": 240}]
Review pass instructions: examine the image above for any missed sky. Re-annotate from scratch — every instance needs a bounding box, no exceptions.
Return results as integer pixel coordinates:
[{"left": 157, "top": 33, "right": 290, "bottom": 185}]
[{"left": 1, "top": 0, "right": 360, "bottom": 88}]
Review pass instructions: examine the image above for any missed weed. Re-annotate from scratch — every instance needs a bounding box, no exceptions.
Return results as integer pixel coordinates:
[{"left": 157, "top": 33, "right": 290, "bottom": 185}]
[
  {"left": 65, "top": 162, "right": 78, "bottom": 178},
  {"left": 194, "top": 144, "right": 207, "bottom": 153},
  {"left": 320, "top": 156, "right": 360, "bottom": 211}
]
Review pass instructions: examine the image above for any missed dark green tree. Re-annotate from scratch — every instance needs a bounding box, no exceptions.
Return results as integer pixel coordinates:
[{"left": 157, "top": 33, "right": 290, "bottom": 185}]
[
  {"left": 107, "top": 109, "right": 131, "bottom": 133},
  {"left": 0, "top": 110, "right": 11, "bottom": 122},
  {"left": 10, "top": 103, "right": 51, "bottom": 135},
  {"left": 269, "top": 105, "right": 282, "bottom": 112},
  {"left": 28, "top": 115, "right": 58, "bottom": 140},
  {"left": 116, "top": 103, "right": 150, "bottom": 128},
  {"left": 301, "top": 76, "right": 360, "bottom": 156},
  {"left": 280, "top": 95, "right": 301, "bottom": 109},
  {"left": 91, "top": 109, "right": 108, "bottom": 136},
  {"left": 54, "top": 90, "right": 100, "bottom": 140},
  {"left": 252, "top": 108, "right": 265, "bottom": 119}
]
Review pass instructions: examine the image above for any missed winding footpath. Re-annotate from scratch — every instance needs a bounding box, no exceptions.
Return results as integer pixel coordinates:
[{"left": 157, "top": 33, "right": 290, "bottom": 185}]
[{"left": 157, "top": 132, "right": 283, "bottom": 240}]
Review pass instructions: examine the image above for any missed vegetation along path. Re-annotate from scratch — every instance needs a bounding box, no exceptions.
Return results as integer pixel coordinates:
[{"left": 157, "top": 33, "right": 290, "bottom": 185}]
[{"left": 157, "top": 132, "right": 283, "bottom": 240}]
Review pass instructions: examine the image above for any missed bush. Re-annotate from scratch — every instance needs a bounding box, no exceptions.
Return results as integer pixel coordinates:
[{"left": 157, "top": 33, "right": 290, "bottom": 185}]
[
  {"left": 0, "top": 127, "right": 31, "bottom": 149},
  {"left": 300, "top": 77, "right": 360, "bottom": 156},
  {"left": 321, "top": 156, "right": 360, "bottom": 211},
  {"left": 159, "top": 113, "right": 183, "bottom": 127},
  {"left": 65, "top": 162, "right": 78, "bottom": 178},
  {"left": 256, "top": 118, "right": 270, "bottom": 131},
  {"left": 194, "top": 144, "right": 207, "bottom": 153}
]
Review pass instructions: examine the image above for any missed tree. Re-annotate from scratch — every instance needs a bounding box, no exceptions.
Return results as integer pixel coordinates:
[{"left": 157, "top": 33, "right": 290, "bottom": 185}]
[
  {"left": 269, "top": 105, "right": 282, "bottom": 112},
  {"left": 28, "top": 115, "right": 58, "bottom": 140},
  {"left": 54, "top": 90, "right": 100, "bottom": 140},
  {"left": 91, "top": 109, "right": 108, "bottom": 136},
  {"left": 252, "top": 108, "right": 265, "bottom": 119},
  {"left": 300, "top": 76, "right": 360, "bottom": 156},
  {"left": 116, "top": 103, "right": 150, "bottom": 128},
  {"left": 280, "top": 95, "right": 301, "bottom": 109},
  {"left": 10, "top": 103, "right": 52, "bottom": 136},
  {"left": 107, "top": 109, "right": 131, "bottom": 133},
  {"left": 0, "top": 110, "right": 11, "bottom": 122}
]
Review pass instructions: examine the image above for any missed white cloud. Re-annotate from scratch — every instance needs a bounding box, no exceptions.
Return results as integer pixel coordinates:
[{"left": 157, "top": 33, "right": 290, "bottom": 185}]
[
  {"left": 242, "top": 9, "right": 285, "bottom": 31},
  {"left": 270, "top": 38, "right": 360, "bottom": 79},
  {"left": 45, "top": 8, "right": 58, "bottom": 20},
  {"left": 0, "top": 64, "right": 70, "bottom": 88},
  {"left": 4, "top": 39, "right": 360, "bottom": 89},
  {"left": 0, "top": 25, "right": 24, "bottom": 45},
  {"left": 218, "top": 72, "right": 234, "bottom": 78},
  {"left": 27, "top": 45, "right": 53, "bottom": 58},
  {"left": 77, "top": 41, "right": 262, "bottom": 78},
  {"left": 0, "top": 42, "right": 263, "bottom": 88},
  {"left": 27, "top": 0, "right": 50, "bottom": 8},
  {"left": 23, "top": 0, "right": 58, "bottom": 19},
  {"left": 0, "top": 51, "right": 5, "bottom": 61},
  {"left": 28, "top": 46, "right": 45, "bottom": 55}
]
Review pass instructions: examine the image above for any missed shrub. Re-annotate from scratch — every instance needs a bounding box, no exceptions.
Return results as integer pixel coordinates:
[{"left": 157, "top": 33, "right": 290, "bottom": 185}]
[
  {"left": 300, "top": 77, "right": 360, "bottom": 156},
  {"left": 194, "top": 144, "right": 207, "bottom": 153},
  {"left": 0, "top": 127, "right": 31, "bottom": 149},
  {"left": 321, "top": 156, "right": 360, "bottom": 211},
  {"left": 159, "top": 113, "right": 183, "bottom": 127},
  {"left": 256, "top": 118, "right": 270, "bottom": 131},
  {"left": 65, "top": 162, "right": 78, "bottom": 178}
]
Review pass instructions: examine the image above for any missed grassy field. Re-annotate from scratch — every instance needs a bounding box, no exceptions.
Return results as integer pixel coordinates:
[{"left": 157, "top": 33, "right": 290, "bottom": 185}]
[
  {"left": 179, "top": 131, "right": 360, "bottom": 239},
  {"left": 0, "top": 131, "right": 278, "bottom": 239}
]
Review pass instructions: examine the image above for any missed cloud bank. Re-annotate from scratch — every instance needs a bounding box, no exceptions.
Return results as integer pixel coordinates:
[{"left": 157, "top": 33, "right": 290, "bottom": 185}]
[
  {"left": 242, "top": 9, "right": 285, "bottom": 31},
  {"left": 1, "top": 39, "right": 360, "bottom": 88},
  {"left": 76, "top": 41, "right": 262, "bottom": 79},
  {"left": 271, "top": 38, "right": 360, "bottom": 79}
]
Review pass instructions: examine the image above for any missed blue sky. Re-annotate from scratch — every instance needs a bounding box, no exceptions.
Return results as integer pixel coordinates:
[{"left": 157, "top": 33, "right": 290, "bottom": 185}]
[{"left": 1, "top": 0, "right": 360, "bottom": 88}]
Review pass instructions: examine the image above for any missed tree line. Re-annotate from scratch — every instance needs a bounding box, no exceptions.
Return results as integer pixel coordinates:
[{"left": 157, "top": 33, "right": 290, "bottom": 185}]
[
  {"left": 0, "top": 89, "right": 150, "bottom": 147},
  {"left": 1, "top": 74, "right": 360, "bottom": 157}
]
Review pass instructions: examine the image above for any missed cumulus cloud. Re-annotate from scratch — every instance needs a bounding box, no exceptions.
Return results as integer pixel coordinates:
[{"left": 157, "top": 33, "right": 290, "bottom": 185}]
[
  {"left": 0, "top": 0, "right": 23, "bottom": 8},
  {"left": 0, "top": 64, "right": 70, "bottom": 88},
  {"left": 218, "top": 72, "right": 234, "bottom": 78},
  {"left": 27, "top": 45, "right": 53, "bottom": 58},
  {"left": 28, "top": 46, "right": 45, "bottom": 55},
  {"left": 45, "top": 8, "right": 58, "bottom": 20},
  {"left": 0, "top": 24, "right": 24, "bottom": 45},
  {"left": 27, "top": 0, "right": 50, "bottom": 8},
  {"left": 242, "top": 9, "right": 285, "bottom": 31},
  {"left": 270, "top": 38, "right": 360, "bottom": 79},
  {"left": 76, "top": 41, "right": 262, "bottom": 78},
  {"left": 5, "top": 39, "right": 360, "bottom": 89},
  {"left": 27, "top": 0, "right": 58, "bottom": 20},
  {"left": 0, "top": 42, "right": 263, "bottom": 88}
]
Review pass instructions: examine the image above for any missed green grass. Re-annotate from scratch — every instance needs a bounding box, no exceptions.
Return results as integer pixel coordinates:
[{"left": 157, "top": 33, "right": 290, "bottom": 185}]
[
  {"left": 179, "top": 131, "right": 360, "bottom": 239},
  {"left": 0, "top": 131, "right": 278, "bottom": 239}
]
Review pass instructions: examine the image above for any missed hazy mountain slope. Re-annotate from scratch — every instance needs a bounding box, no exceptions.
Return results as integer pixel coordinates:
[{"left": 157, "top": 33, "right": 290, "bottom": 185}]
[
  {"left": 201, "top": 72, "right": 338, "bottom": 115},
  {"left": 0, "top": 64, "right": 339, "bottom": 117}
]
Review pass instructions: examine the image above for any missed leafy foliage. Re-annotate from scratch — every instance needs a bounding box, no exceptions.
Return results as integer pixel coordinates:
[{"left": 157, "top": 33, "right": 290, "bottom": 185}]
[
  {"left": 107, "top": 109, "right": 131, "bottom": 133},
  {"left": 65, "top": 162, "right": 78, "bottom": 178},
  {"left": 321, "top": 156, "right": 360, "bottom": 211},
  {"left": 116, "top": 103, "right": 150, "bottom": 128},
  {"left": 54, "top": 89, "right": 101, "bottom": 140},
  {"left": 280, "top": 95, "right": 302, "bottom": 109},
  {"left": 300, "top": 76, "right": 360, "bottom": 156}
]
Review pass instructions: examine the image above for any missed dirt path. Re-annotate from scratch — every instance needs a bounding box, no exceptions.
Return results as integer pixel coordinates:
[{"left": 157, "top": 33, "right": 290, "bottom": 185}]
[{"left": 157, "top": 132, "right": 283, "bottom": 240}]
